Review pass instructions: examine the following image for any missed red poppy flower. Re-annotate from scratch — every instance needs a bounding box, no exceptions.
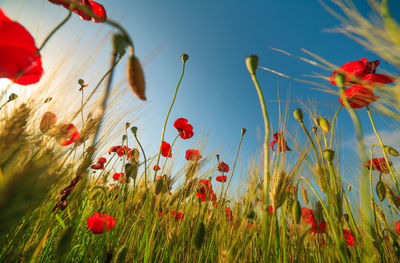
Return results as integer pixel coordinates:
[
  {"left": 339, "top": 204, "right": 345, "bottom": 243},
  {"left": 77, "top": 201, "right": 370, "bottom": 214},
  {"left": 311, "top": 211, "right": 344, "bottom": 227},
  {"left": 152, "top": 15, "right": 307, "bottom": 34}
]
[
  {"left": 108, "top": 145, "right": 132, "bottom": 157},
  {"left": 311, "top": 220, "right": 326, "bottom": 234},
  {"left": 329, "top": 58, "right": 393, "bottom": 86},
  {"left": 161, "top": 141, "right": 172, "bottom": 158},
  {"left": 40, "top": 112, "right": 57, "bottom": 133},
  {"left": 338, "top": 85, "right": 379, "bottom": 109},
  {"left": 171, "top": 210, "right": 184, "bottom": 220},
  {"left": 396, "top": 221, "right": 400, "bottom": 234},
  {"left": 48, "top": 0, "right": 107, "bottom": 23},
  {"left": 361, "top": 73, "right": 395, "bottom": 86},
  {"left": 267, "top": 205, "right": 274, "bottom": 215},
  {"left": 225, "top": 207, "right": 233, "bottom": 221},
  {"left": 217, "top": 162, "right": 229, "bottom": 173},
  {"left": 364, "top": 158, "right": 392, "bottom": 174},
  {"left": 158, "top": 211, "right": 163, "bottom": 217},
  {"left": 210, "top": 192, "right": 217, "bottom": 202},
  {"left": 270, "top": 132, "right": 291, "bottom": 152},
  {"left": 86, "top": 211, "right": 115, "bottom": 234},
  {"left": 55, "top": 123, "right": 80, "bottom": 146},
  {"left": 173, "top": 118, "right": 194, "bottom": 139},
  {"left": 216, "top": 175, "right": 227, "bottom": 183},
  {"left": 302, "top": 208, "right": 315, "bottom": 225},
  {"left": 112, "top": 172, "right": 124, "bottom": 181},
  {"left": 342, "top": 229, "right": 355, "bottom": 246},
  {"left": 185, "top": 149, "right": 202, "bottom": 161},
  {"left": 153, "top": 165, "right": 160, "bottom": 171},
  {"left": 156, "top": 175, "right": 163, "bottom": 180},
  {"left": 91, "top": 162, "right": 104, "bottom": 170},
  {"left": 98, "top": 157, "right": 107, "bottom": 163},
  {"left": 0, "top": 9, "right": 43, "bottom": 85},
  {"left": 196, "top": 179, "right": 213, "bottom": 202}
]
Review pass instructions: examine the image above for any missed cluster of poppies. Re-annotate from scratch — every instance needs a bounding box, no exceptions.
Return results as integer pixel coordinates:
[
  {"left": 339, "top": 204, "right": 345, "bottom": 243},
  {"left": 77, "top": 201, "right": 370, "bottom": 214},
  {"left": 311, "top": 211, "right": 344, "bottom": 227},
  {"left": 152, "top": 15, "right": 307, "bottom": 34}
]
[{"left": 160, "top": 118, "right": 195, "bottom": 158}]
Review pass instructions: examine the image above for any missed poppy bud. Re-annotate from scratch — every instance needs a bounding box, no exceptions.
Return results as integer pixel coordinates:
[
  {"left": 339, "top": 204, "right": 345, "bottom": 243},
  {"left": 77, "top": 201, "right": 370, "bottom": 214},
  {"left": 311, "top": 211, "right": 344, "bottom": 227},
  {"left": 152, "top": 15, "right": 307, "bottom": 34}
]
[
  {"left": 384, "top": 145, "right": 399, "bottom": 157},
  {"left": 8, "top": 93, "right": 18, "bottom": 102},
  {"left": 122, "top": 135, "right": 127, "bottom": 141},
  {"left": 126, "top": 122, "right": 131, "bottom": 129},
  {"left": 319, "top": 117, "right": 330, "bottom": 133},
  {"left": 181, "top": 53, "right": 189, "bottom": 63},
  {"left": 125, "top": 163, "right": 137, "bottom": 181},
  {"left": 245, "top": 55, "right": 258, "bottom": 75},
  {"left": 292, "top": 199, "right": 302, "bottom": 224},
  {"left": 334, "top": 73, "right": 346, "bottom": 88},
  {"left": 323, "top": 149, "right": 335, "bottom": 162},
  {"left": 216, "top": 154, "right": 220, "bottom": 162},
  {"left": 376, "top": 180, "right": 386, "bottom": 202},
  {"left": 78, "top": 79, "right": 85, "bottom": 85},
  {"left": 293, "top": 108, "right": 303, "bottom": 122},
  {"left": 312, "top": 127, "right": 318, "bottom": 134},
  {"left": 114, "top": 246, "right": 127, "bottom": 263},
  {"left": 127, "top": 49, "right": 146, "bottom": 101},
  {"left": 155, "top": 177, "right": 163, "bottom": 195},
  {"left": 343, "top": 214, "right": 349, "bottom": 224},
  {"left": 131, "top": 126, "right": 138, "bottom": 135},
  {"left": 55, "top": 226, "right": 74, "bottom": 258},
  {"left": 113, "top": 34, "right": 129, "bottom": 56},
  {"left": 44, "top": 97, "right": 52, "bottom": 103},
  {"left": 241, "top": 128, "right": 247, "bottom": 136},
  {"left": 194, "top": 221, "right": 206, "bottom": 249}
]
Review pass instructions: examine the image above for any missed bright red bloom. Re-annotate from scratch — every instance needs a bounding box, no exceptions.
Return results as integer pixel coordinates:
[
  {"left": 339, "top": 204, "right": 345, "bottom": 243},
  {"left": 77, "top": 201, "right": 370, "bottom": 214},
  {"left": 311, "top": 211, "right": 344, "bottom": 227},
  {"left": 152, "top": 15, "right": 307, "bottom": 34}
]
[
  {"left": 185, "top": 149, "right": 202, "bottom": 161},
  {"left": 329, "top": 58, "right": 393, "bottom": 86},
  {"left": 156, "top": 175, "right": 163, "bottom": 180},
  {"left": 86, "top": 211, "right": 115, "bottom": 234},
  {"left": 48, "top": 0, "right": 107, "bottom": 23},
  {"left": 361, "top": 73, "right": 395, "bottom": 86},
  {"left": 311, "top": 220, "right": 326, "bottom": 234},
  {"left": 216, "top": 175, "right": 227, "bottom": 183},
  {"left": 338, "top": 85, "right": 379, "bottom": 109},
  {"left": 364, "top": 158, "right": 392, "bottom": 174},
  {"left": 225, "top": 207, "right": 233, "bottom": 221},
  {"left": 396, "top": 221, "right": 400, "bottom": 234},
  {"left": 270, "top": 132, "right": 291, "bottom": 152},
  {"left": 302, "top": 208, "right": 315, "bottom": 225},
  {"left": 158, "top": 211, "right": 163, "bottom": 217},
  {"left": 343, "top": 229, "right": 355, "bottom": 246},
  {"left": 112, "top": 172, "right": 124, "bottom": 181},
  {"left": 40, "top": 112, "right": 57, "bottom": 133},
  {"left": 173, "top": 118, "right": 194, "bottom": 139},
  {"left": 196, "top": 179, "right": 213, "bottom": 202},
  {"left": 108, "top": 145, "right": 132, "bottom": 157},
  {"left": 267, "top": 205, "right": 274, "bottom": 215},
  {"left": 171, "top": 210, "right": 184, "bottom": 220},
  {"left": 0, "top": 8, "right": 43, "bottom": 85},
  {"left": 153, "top": 165, "right": 160, "bottom": 171},
  {"left": 98, "top": 157, "right": 107, "bottom": 163},
  {"left": 217, "top": 162, "right": 229, "bottom": 173},
  {"left": 161, "top": 141, "right": 172, "bottom": 158},
  {"left": 55, "top": 123, "right": 80, "bottom": 146},
  {"left": 91, "top": 162, "right": 104, "bottom": 170}
]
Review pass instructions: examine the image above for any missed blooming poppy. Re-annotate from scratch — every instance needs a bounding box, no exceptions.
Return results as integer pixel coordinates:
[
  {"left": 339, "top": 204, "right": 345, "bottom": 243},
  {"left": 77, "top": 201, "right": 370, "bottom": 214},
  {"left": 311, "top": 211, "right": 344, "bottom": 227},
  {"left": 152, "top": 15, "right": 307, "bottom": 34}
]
[
  {"left": 112, "top": 172, "right": 124, "bottom": 181},
  {"left": 108, "top": 145, "right": 132, "bottom": 157},
  {"left": 216, "top": 175, "right": 227, "bottom": 183},
  {"left": 338, "top": 85, "right": 379, "bottom": 109},
  {"left": 225, "top": 207, "right": 233, "bottom": 221},
  {"left": 0, "top": 8, "right": 43, "bottom": 85},
  {"left": 48, "top": 0, "right": 107, "bottom": 23},
  {"left": 311, "top": 220, "right": 326, "bottom": 234},
  {"left": 55, "top": 123, "right": 80, "bottom": 146},
  {"left": 396, "top": 221, "right": 400, "bottom": 234},
  {"left": 91, "top": 162, "right": 104, "bottom": 170},
  {"left": 171, "top": 210, "right": 184, "bottom": 220},
  {"left": 270, "top": 132, "right": 291, "bottom": 152},
  {"left": 302, "top": 207, "right": 315, "bottom": 225},
  {"left": 364, "top": 158, "right": 392, "bottom": 174},
  {"left": 196, "top": 179, "right": 213, "bottom": 202},
  {"left": 173, "top": 118, "right": 194, "bottom": 139},
  {"left": 217, "top": 162, "right": 229, "bottom": 173},
  {"left": 153, "top": 165, "right": 160, "bottom": 171},
  {"left": 330, "top": 58, "right": 393, "bottom": 86},
  {"left": 40, "top": 112, "right": 57, "bottom": 133},
  {"left": 86, "top": 211, "right": 115, "bottom": 234},
  {"left": 185, "top": 149, "right": 202, "bottom": 161},
  {"left": 98, "top": 157, "right": 107, "bottom": 163},
  {"left": 267, "top": 205, "right": 274, "bottom": 215},
  {"left": 342, "top": 229, "right": 355, "bottom": 246},
  {"left": 161, "top": 141, "right": 172, "bottom": 158}
]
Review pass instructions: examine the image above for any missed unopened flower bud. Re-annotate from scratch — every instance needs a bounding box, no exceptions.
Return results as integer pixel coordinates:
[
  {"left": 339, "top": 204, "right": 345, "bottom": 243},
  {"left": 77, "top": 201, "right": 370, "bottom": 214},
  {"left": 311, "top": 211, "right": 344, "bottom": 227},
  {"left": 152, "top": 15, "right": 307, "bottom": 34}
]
[
  {"left": 323, "top": 149, "right": 335, "bottom": 162},
  {"left": 78, "top": 79, "right": 85, "bottom": 85},
  {"left": 334, "top": 73, "right": 345, "bottom": 88},
  {"left": 292, "top": 199, "right": 302, "bottom": 224},
  {"left": 241, "top": 128, "right": 247, "bottom": 136},
  {"left": 319, "top": 117, "right": 330, "bottom": 133},
  {"left": 131, "top": 126, "right": 138, "bottom": 135},
  {"left": 122, "top": 135, "right": 127, "bottom": 141},
  {"left": 126, "top": 122, "right": 131, "bottom": 129},
  {"left": 181, "top": 53, "right": 189, "bottom": 63},
  {"left": 245, "top": 55, "right": 259, "bottom": 75},
  {"left": 113, "top": 34, "right": 129, "bottom": 56},
  {"left": 376, "top": 180, "right": 386, "bottom": 202},
  {"left": 384, "top": 145, "right": 399, "bottom": 157},
  {"left": 8, "top": 93, "right": 17, "bottom": 101},
  {"left": 293, "top": 108, "right": 303, "bottom": 122}
]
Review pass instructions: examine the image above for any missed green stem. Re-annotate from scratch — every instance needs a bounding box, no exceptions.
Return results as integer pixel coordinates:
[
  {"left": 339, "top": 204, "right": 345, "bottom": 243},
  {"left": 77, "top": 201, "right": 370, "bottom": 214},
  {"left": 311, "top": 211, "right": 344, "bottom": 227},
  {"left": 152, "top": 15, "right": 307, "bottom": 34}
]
[
  {"left": 154, "top": 56, "right": 187, "bottom": 181},
  {"left": 38, "top": 11, "right": 72, "bottom": 53},
  {"left": 299, "top": 121, "right": 321, "bottom": 169},
  {"left": 330, "top": 105, "right": 343, "bottom": 148},
  {"left": 159, "top": 134, "right": 179, "bottom": 177}
]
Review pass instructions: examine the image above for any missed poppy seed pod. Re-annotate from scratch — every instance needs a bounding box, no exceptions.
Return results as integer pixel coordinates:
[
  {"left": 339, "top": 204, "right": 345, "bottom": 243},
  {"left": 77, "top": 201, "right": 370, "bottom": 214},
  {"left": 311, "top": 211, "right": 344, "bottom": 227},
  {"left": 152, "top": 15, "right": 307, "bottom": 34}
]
[
  {"left": 78, "top": 79, "right": 85, "bottom": 85},
  {"left": 293, "top": 108, "right": 303, "bottom": 122},
  {"left": 319, "top": 117, "right": 330, "bottom": 133},
  {"left": 292, "top": 200, "right": 302, "bottom": 224},
  {"left": 131, "top": 126, "right": 138, "bottom": 135},
  {"left": 241, "top": 128, "right": 247, "bottom": 136},
  {"left": 384, "top": 145, "right": 399, "bottom": 157},
  {"left": 127, "top": 48, "right": 146, "bottom": 101},
  {"left": 181, "top": 53, "right": 189, "bottom": 63},
  {"left": 245, "top": 55, "right": 258, "bottom": 75},
  {"left": 323, "top": 149, "right": 335, "bottom": 162},
  {"left": 376, "top": 181, "right": 386, "bottom": 202},
  {"left": 8, "top": 93, "right": 18, "bottom": 102}
]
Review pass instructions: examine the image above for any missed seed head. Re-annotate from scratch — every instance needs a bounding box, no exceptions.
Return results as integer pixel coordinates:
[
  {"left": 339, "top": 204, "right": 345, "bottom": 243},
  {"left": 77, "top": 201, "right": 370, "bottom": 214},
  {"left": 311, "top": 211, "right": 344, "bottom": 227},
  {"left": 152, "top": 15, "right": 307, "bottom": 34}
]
[
  {"left": 293, "top": 108, "right": 303, "bottom": 122},
  {"left": 245, "top": 55, "right": 258, "bottom": 75}
]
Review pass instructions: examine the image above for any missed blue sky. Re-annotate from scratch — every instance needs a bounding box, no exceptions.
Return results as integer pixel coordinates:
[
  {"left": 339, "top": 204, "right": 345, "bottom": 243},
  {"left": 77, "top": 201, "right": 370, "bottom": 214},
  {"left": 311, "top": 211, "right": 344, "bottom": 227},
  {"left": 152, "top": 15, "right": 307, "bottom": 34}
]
[{"left": 1, "top": 0, "right": 400, "bottom": 195}]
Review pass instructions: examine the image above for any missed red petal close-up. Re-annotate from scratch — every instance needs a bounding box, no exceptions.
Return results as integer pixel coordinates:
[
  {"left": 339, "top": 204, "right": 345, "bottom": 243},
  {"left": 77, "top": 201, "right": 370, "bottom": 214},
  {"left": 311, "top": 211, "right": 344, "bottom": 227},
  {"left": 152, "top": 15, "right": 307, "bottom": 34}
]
[
  {"left": 330, "top": 58, "right": 368, "bottom": 86},
  {"left": 86, "top": 212, "right": 115, "bottom": 234},
  {"left": 396, "top": 221, "right": 400, "bottom": 235},
  {"left": 361, "top": 73, "right": 395, "bottom": 85},
  {"left": 91, "top": 162, "right": 104, "bottom": 170},
  {"left": 338, "top": 85, "right": 379, "bottom": 109},
  {"left": 173, "top": 118, "right": 194, "bottom": 139},
  {"left": 217, "top": 162, "right": 229, "bottom": 173},
  {"left": 55, "top": 123, "right": 80, "bottom": 146},
  {"left": 185, "top": 149, "right": 202, "bottom": 161},
  {"left": 0, "top": 8, "right": 43, "bottom": 85},
  {"left": 216, "top": 175, "right": 227, "bottom": 182},
  {"left": 153, "top": 165, "right": 160, "bottom": 171},
  {"left": 196, "top": 179, "right": 213, "bottom": 202},
  {"left": 112, "top": 172, "right": 124, "bottom": 181},
  {"left": 48, "top": 0, "right": 107, "bottom": 23},
  {"left": 161, "top": 141, "right": 172, "bottom": 158},
  {"left": 343, "top": 229, "right": 355, "bottom": 246},
  {"left": 364, "top": 158, "right": 392, "bottom": 174},
  {"left": 302, "top": 207, "right": 315, "bottom": 225},
  {"left": 270, "top": 132, "right": 291, "bottom": 152}
]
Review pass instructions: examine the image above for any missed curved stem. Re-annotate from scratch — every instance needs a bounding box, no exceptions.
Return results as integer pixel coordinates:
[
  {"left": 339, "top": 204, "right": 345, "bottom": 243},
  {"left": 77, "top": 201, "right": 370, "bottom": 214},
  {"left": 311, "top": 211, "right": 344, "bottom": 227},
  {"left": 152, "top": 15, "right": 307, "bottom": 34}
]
[
  {"left": 133, "top": 133, "right": 148, "bottom": 191},
  {"left": 154, "top": 59, "right": 187, "bottom": 181},
  {"left": 330, "top": 104, "right": 343, "bottom": 148},
  {"left": 223, "top": 132, "right": 245, "bottom": 199},
  {"left": 38, "top": 11, "right": 72, "bottom": 53}
]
